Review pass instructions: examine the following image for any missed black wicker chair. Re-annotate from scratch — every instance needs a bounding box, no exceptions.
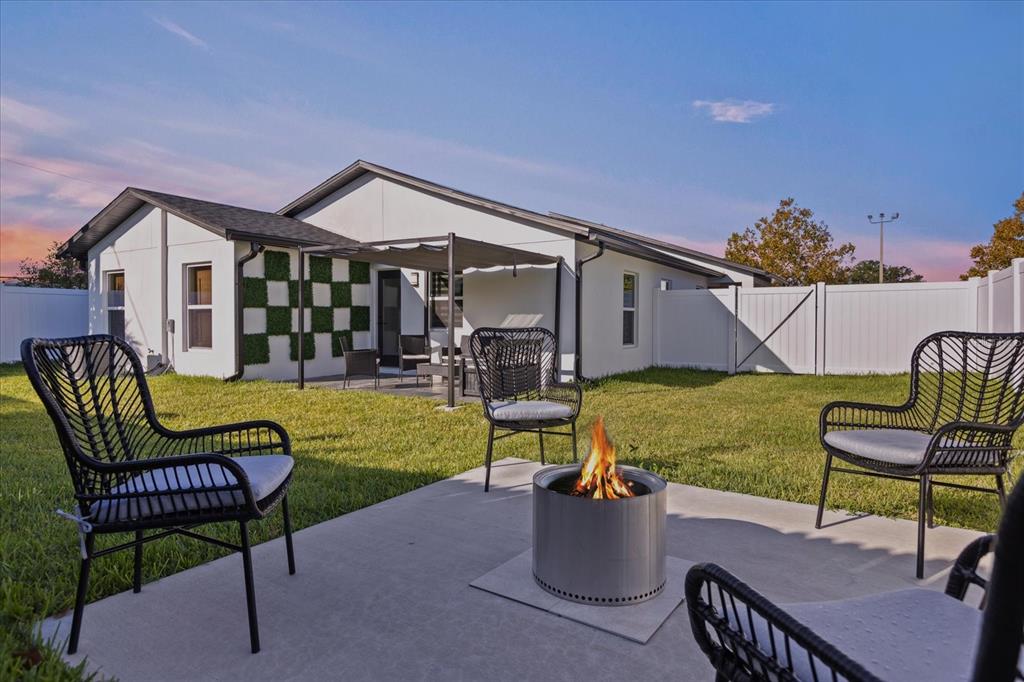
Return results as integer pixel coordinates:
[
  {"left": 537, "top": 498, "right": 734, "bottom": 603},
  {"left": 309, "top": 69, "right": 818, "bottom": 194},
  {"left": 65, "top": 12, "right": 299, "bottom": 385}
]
[
  {"left": 686, "top": 477, "right": 1024, "bottom": 682},
  {"left": 399, "top": 335, "right": 431, "bottom": 385},
  {"left": 818, "top": 330, "right": 1024, "bottom": 578},
  {"left": 340, "top": 335, "right": 379, "bottom": 389},
  {"left": 469, "top": 327, "right": 582, "bottom": 492},
  {"left": 21, "top": 335, "right": 296, "bottom": 655}
]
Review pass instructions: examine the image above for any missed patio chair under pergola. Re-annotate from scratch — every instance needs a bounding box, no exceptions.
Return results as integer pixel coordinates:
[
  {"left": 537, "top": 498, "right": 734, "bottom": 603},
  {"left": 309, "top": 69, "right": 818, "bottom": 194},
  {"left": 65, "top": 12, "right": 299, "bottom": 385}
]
[{"left": 297, "top": 233, "right": 563, "bottom": 407}]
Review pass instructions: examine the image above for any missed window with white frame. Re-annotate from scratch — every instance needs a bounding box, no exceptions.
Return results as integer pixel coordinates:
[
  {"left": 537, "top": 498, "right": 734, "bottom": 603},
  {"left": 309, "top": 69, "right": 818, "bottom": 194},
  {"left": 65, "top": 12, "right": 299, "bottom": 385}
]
[
  {"left": 106, "top": 271, "right": 125, "bottom": 339},
  {"left": 660, "top": 278, "right": 673, "bottom": 291},
  {"left": 622, "top": 272, "right": 637, "bottom": 346},
  {"left": 185, "top": 264, "right": 213, "bottom": 349},
  {"left": 429, "top": 271, "right": 463, "bottom": 328}
]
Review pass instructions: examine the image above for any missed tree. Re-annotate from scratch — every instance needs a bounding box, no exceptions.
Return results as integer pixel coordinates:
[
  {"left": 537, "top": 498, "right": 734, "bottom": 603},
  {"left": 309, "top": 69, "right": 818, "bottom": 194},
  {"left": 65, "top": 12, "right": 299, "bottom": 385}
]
[
  {"left": 961, "top": 192, "right": 1024, "bottom": 279},
  {"left": 845, "top": 260, "right": 923, "bottom": 284},
  {"left": 16, "top": 241, "right": 87, "bottom": 289},
  {"left": 725, "top": 197, "right": 855, "bottom": 285}
]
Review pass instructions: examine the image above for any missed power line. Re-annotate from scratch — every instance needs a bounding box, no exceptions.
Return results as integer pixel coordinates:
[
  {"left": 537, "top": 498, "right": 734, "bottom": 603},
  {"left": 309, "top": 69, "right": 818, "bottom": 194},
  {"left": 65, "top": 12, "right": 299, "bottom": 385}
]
[{"left": 0, "top": 156, "right": 113, "bottom": 187}]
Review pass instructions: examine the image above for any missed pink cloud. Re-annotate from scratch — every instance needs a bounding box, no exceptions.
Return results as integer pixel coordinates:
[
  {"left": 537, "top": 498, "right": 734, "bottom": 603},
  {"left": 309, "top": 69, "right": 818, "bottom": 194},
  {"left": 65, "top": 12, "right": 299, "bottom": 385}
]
[{"left": 0, "top": 223, "right": 74, "bottom": 276}]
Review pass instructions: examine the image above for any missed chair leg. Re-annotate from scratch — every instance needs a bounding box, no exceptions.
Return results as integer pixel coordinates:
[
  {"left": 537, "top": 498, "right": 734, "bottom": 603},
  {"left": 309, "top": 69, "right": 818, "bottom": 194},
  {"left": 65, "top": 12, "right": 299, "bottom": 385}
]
[
  {"left": 927, "top": 482, "right": 936, "bottom": 529},
  {"left": 571, "top": 422, "right": 578, "bottom": 462},
  {"left": 814, "top": 453, "right": 833, "bottom": 529},
  {"left": 133, "top": 530, "right": 144, "bottom": 593},
  {"left": 916, "top": 475, "right": 929, "bottom": 579},
  {"left": 67, "top": 533, "right": 94, "bottom": 655},
  {"left": 282, "top": 495, "right": 296, "bottom": 576},
  {"left": 538, "top": 430, "right": 545, "bottom": 465},
  {"left": 240, "top": 521, "right": 260, "bottom": 654},
  {"left": 996, "top": 474, "right": 1007, "bottom": 510},
  {"left": 484, "top": 423, "right": 495, "bottom": 493}
]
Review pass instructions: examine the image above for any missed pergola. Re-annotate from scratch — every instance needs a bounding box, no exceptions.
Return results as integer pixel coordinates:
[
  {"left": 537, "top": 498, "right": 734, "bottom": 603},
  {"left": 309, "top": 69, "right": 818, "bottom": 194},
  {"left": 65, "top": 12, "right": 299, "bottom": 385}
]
[{"left": 298, "top": 233, "right": 563, "bottom": 407}]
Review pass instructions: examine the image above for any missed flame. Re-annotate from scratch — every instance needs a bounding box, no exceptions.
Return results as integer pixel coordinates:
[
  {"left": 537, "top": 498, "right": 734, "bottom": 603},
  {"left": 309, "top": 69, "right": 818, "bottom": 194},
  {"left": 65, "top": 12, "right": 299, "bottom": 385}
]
[{"left": 572, "top": 416, "right": 635, "bottom": 499}]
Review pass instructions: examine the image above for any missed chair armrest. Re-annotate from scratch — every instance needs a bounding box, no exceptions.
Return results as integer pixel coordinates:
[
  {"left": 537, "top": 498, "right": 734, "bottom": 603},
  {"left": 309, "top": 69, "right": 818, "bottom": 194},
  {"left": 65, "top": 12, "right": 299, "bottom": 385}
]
[
  {"left": 922, "top": 421, "right": 1017, "bottom": 469},
  {"left": 945, "top": 534, "right": 995, "bottom": 602},
  {"left": 541, "top": 382, "right": 583, "bottom": 415},
  {"left": 150, "top": 420, "right": 291, "bottom": 459},
  {"left": 819, "top": 400, "right": 916, "bottom": 440},
  {"left": 685, "top": 563, "right": 879, "bottom": 682}
]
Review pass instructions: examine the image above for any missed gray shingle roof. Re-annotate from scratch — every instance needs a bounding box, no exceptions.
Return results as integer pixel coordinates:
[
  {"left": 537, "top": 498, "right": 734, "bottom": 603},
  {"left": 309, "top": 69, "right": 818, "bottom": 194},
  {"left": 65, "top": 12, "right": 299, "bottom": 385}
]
[{"left": 60, "top": 188, "right": 357, "bottom": 259}]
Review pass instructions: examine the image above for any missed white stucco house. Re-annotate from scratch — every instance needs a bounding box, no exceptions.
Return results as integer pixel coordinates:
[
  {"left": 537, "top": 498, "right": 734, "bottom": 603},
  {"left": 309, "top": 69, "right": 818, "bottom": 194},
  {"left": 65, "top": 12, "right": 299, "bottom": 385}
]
[{"left": 60, "top": 160, "right": 772, "bottom": 383}]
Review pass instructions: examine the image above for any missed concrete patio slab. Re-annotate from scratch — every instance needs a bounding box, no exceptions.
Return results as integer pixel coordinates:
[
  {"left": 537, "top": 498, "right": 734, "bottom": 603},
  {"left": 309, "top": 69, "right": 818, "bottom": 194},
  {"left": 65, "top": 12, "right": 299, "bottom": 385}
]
[
  {"left": 41, "top": 457, "right": 984, "bottom": 681},
  {"left": 470, "top": 550, "right": 694, "bottom": 644}
]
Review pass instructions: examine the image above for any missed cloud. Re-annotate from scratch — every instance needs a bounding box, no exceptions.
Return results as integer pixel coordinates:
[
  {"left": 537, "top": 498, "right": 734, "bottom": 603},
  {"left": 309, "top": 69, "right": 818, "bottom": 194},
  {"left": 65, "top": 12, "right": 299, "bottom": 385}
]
[
  {"left": 0, "top": 96, "right": 75, "bottom": 136},
  {"left": 0, "top": 223, "right": 73, "bottom": 276},
  {"left": 153, "top": 18, "right": 209, "bottom": 50},
  {"left": 693, "top": 99, "right": 775, "bottom": 124}
]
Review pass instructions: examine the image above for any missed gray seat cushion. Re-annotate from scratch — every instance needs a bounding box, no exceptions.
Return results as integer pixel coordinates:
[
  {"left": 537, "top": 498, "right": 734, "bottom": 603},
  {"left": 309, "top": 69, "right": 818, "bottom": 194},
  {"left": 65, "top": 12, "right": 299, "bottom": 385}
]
[
  {"left": 756, "top": 588, "right": 1001, "bottom": 682},
  {"left": 823, "top": 428, "right": 934, "bottom": 466},
  {"left": 94, "top": 455, "right": 293, "bottom": 523},
  {"left": 401, "top": 354, "right": 431, "bottom": 361},
  {"left": 490, "top": 400, "right": 573, "bottom": 422}
]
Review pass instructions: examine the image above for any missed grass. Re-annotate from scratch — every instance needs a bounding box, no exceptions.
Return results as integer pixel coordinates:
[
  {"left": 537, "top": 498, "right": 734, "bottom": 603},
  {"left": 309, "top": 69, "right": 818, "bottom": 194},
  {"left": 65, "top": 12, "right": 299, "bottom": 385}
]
[{"left": 1, "top": 363, "right": 1017, "bottom": 679}]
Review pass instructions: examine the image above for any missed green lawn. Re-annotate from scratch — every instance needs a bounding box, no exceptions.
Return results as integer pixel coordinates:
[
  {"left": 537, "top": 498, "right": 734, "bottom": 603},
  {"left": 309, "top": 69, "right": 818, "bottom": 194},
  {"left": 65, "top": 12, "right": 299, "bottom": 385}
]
[{"left": 1, "top": 363, "right": 1016, "bottom": 679}]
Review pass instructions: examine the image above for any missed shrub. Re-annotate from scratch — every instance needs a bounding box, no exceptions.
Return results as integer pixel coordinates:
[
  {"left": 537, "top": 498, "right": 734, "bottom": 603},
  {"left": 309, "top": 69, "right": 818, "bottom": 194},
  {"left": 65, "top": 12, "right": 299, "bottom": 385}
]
[
  {"left": 242, "top": 277, "right": 267, "bottom": 308},
  {"left": 331, "top": 330, "right": 353, "bottom": 356},
  {"left": 309, "top": 256, "right": 332, "bottom": 283},
  {"left": 311, "top": 306, "right": 333, "bottom": 333},
  {"left": 288, "top": 280, "right": 314, "bottom": 308},
  {"left": 349, "top": 260, "right": 370, "bottom": 284},
  {"left": 331, "top": 281, "right": 352, "bottom": 307},
  {"left": 263, "top": 250, "right": 291, "bottom": 281},
  {"left": 243, "top": 334, "right": 270, "bottom": 365},
  {"left": 289, "top": 332, "right": 316, "bottom": 361},
  {"left": 266, "top": 306, "right": 292, "bottom": 335},
  {"left": 350, "top": 305, "right": 370, "bottom": 331}
]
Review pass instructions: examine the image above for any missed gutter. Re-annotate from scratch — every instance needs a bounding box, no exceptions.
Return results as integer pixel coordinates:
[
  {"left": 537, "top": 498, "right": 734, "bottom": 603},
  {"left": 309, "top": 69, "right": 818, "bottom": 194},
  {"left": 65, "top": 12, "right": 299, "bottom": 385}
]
[
  {"left": 226, "top": 241, "right": 265, "bottom": 382},
  {"left": 574, "top": 239, "right": 605, "bottom": 382}
]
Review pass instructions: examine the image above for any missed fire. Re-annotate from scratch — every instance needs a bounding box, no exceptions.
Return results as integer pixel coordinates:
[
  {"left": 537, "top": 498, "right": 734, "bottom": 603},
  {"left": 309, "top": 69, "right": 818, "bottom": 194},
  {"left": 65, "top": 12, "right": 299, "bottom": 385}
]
[{"left": 572, "top": 416, "right": 635, "bottom": 499}]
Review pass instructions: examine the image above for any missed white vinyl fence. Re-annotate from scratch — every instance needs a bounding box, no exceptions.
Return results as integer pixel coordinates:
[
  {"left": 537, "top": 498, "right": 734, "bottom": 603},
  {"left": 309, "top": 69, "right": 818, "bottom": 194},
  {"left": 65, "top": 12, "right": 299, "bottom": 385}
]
[
  {"left": 0, "top": 285, "right": 89, "bottom": 363},
  {"left": 655, "top": 258, "right": 1023, "bottom": 375}
]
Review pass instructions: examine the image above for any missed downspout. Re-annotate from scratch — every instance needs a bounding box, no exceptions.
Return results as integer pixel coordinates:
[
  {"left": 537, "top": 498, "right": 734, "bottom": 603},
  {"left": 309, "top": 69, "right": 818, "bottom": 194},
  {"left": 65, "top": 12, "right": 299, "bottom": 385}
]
[
  {"left": 573, "top": 239, "right": 605, "bottom": 382},
  {"left": 226, "top": 241, "right": 265, "bottom": 382}
]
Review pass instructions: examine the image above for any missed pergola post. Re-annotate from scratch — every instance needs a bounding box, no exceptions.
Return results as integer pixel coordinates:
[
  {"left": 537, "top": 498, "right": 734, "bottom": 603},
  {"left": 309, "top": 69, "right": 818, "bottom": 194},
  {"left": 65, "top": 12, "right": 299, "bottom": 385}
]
[
  {"left": 447, "top": 232, "right": 455, "bottom": 408},
  {"left": 554, "top": 256, "right": 563, "bottom": 376},
  {"left": 298, "top": 248, "right": 305, "bottom": 389}
]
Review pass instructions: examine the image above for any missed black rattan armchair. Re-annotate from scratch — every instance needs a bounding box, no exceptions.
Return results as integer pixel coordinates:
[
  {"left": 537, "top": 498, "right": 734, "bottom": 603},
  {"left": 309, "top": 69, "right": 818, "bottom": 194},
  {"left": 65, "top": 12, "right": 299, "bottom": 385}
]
[
  {"left": 22, "top": 335, "right": 296, "bottom": 655},
  {"left": 818, "top": 331, "right": 1024, "bottom": 578},
  {"left": 469, "top": 327, "right": 581, "bottom": 492},
  {"left": 686, "top": 477, "right": 1024, "bottom": 682},
  {"left": 341, "top": 335, "right": 380, "bottom": 389},
  {"left": 399, "top": 335, "right": 431, "bottom": 385}
]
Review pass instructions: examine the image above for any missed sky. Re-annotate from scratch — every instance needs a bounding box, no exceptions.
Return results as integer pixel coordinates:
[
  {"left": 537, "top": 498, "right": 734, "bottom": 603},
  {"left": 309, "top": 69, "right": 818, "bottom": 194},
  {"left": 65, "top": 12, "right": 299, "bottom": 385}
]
[{"left": 1, "top": 1, "right": 1022, "bottom": 280}]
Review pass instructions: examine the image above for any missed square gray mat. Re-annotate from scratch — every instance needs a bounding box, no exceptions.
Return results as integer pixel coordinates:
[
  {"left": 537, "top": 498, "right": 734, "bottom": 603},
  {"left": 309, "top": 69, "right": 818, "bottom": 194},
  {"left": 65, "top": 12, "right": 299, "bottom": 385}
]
[{"left": 470, "top": 549, "right": 694, "bottom": 644}]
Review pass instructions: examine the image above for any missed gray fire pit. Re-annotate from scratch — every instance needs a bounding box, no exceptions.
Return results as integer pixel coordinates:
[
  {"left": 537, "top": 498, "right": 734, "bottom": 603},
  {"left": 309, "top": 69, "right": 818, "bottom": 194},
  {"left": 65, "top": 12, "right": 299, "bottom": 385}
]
[{"left": 532, "top": 464, "right": 667, "bottom": 605}]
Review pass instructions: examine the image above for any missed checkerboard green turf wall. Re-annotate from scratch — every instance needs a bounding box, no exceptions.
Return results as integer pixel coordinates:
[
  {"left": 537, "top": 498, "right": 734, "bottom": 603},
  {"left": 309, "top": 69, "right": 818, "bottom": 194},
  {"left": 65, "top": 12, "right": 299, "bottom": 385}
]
[{"left": 241, "top": 249, "right": 371, "bottom": 367}]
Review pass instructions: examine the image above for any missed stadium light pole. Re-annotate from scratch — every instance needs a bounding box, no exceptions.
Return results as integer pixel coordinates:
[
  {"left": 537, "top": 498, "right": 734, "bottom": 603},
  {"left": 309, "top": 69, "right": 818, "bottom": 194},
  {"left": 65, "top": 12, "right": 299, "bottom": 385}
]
[{"left": 867, "top": 212, "right": 900, "bottom": 284}]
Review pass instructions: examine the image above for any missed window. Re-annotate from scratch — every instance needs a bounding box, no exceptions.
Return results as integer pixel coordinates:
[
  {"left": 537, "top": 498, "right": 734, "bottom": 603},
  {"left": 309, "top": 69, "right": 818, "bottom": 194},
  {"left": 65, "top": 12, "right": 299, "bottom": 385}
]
[
  {"left": 429, "top": 271, "right": 463, "bottom": 328},
  {"left": 185, "top": 264, "right": 213, "bottom": 349},
  {"left": 622, "top": 272, "right": 637, "bottom": 346},
  {"left": 106, "top": 271, "right": 125, "bottom": 339}
]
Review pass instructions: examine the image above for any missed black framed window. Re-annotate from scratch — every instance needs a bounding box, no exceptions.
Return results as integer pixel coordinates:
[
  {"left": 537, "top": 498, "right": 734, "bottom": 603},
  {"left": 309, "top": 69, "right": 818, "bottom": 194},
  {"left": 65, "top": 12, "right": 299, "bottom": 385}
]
[
  {"left": 622, "top": 272, "right": 637, "bottom": 346},
  {"left": 429, "top": 271, "right": 463, "bottom": 328},
  {"left": 106, "top": 271, "right": 125, "bottom": 339}
]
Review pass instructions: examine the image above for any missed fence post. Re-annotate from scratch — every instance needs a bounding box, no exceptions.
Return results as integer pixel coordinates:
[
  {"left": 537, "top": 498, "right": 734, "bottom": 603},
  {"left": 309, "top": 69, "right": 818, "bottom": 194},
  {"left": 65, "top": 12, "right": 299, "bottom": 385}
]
[
  {"left": 728, "top": 285, "right": 738, "bottom": 375},
  {"left": 653, "top": 288, "right": 661, "bottom": 366},
  {"left": 815, "top": 282, "right": 826, "bottom": 375},
  {"left": 967, "top": 277, "right": 980, "bottom": 332},
  {"left": 988, "top": 270, "right": 998, "bottom": 333},
  {"left": 1014, "top": 258, "right": 1023, "bottom": 332}
]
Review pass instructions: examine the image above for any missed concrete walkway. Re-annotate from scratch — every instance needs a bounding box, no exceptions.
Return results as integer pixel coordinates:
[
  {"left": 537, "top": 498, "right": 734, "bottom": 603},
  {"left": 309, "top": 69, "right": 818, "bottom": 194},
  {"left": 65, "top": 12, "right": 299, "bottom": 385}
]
[{"left": 43, "top": 458, "right": 983, "bottom": 681}]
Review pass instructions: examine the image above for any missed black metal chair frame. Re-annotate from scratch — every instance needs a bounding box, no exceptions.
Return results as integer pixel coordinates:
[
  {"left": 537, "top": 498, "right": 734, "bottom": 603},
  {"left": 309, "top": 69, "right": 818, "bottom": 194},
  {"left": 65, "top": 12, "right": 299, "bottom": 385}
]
[
  {"left": 469, "top": 327, "right": 582, "bottom": 492},
  {"left": 398, "top": 334, "right": 431, "bottom": 385},
  {"left": 686, "top": 475, "right": 1024, "bottom": 682},
  {"left": 21, "top": 335, "right": 296, "bottom": 655},
  {"left": 341, "top": 336, "right": 380, "bottom": 389},
  {"left": 817, "top": 330, "right": 1024, "bottom": 578}
]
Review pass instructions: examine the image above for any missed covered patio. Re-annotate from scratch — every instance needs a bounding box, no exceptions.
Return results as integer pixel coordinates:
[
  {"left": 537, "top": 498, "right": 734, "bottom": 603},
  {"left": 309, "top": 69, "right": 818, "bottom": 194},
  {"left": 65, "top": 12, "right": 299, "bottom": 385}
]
[
  {"left": 41, "top": 458, "right": 984, "bottom": 680},
  {"left": 297, "top": 233, "right": 563, "bottom": 407}
]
